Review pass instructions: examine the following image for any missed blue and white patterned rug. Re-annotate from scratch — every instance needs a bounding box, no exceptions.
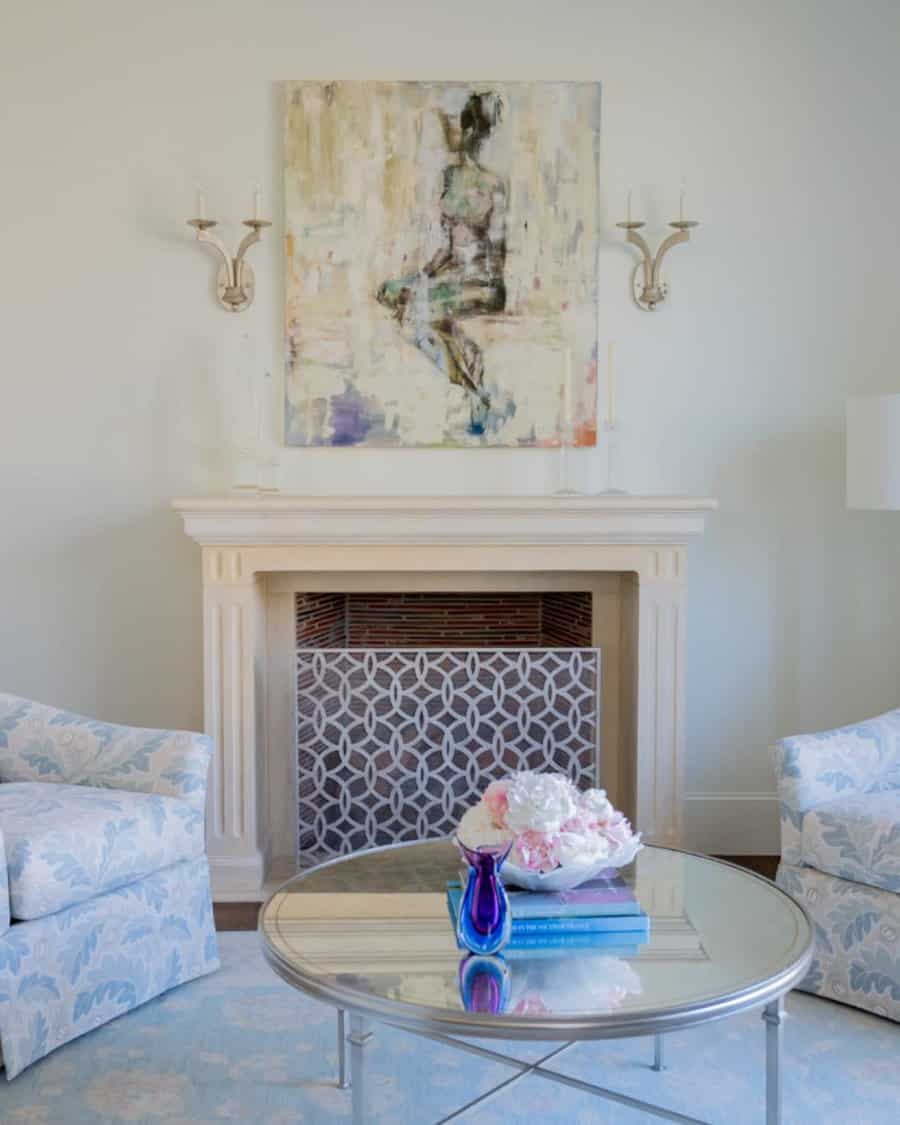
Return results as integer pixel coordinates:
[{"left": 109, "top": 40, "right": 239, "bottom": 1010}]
[{"left": 1, "top": 932, "right": 897, "bottom": 1123}]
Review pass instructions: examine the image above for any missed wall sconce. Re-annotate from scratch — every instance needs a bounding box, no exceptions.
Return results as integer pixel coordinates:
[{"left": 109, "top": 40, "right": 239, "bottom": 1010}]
[
  {"left": 187, "top": 189, "right": 271, "bottom": 312},
  {"left": 617, "top": 190, "right": 699, "bottom": 311}
]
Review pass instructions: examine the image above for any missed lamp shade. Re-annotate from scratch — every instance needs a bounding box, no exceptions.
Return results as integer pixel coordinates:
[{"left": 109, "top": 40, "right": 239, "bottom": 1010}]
[{"left": 846, "top": 394, "right": 900, "bottom": 510}]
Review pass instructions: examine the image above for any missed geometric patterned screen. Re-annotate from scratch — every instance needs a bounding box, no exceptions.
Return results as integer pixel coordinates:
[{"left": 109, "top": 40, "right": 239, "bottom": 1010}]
[{"left": 296, "top": 648, "right": 601, "bottom": 868}]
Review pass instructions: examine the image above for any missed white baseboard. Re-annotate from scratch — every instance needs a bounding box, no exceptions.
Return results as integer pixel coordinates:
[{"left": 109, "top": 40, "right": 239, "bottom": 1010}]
[
  {"left": 683, "top": 792, "right": 780, "bottom": 855},
  {"left": 210, "top": 853, "right": 267, "bottom": 902}
]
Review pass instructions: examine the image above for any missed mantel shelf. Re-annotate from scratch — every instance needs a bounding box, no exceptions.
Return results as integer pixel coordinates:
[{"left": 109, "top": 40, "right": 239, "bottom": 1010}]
[{"left": 173, "top": 494, "right": 718, "bottom": 547}]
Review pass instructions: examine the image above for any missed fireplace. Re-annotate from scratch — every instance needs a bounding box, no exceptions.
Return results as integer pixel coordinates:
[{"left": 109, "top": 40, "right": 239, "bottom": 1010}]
[{"left": 173, "top": 495, "right": 716, "bottom": 899}]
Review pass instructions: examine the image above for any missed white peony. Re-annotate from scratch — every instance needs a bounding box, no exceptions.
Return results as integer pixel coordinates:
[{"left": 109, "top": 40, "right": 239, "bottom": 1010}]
[
  {"left": 579, "top": 788, "right": 615, "bottom": 824},
  {"left": 503, "top": 771, "right": 577, "bottom": 835},
  {"left": 557, "top": 827, "right": 611, "bottom": 867},
  {"left": 456, "top": 802, "right": 514, "bottom": 849}
]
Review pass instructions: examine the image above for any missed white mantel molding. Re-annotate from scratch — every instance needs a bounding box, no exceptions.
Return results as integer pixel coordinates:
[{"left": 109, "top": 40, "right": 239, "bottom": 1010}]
[
  {"left": 173, "top": 493, "right": 716, "bottom": 899},
  {"left": 172, "top": 494, "right": 717, "bottom": 547}
]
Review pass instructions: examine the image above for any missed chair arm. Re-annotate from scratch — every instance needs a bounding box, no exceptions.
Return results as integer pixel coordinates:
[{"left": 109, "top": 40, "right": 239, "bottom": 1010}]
[
  {"left": 772, "top": 709, "right": 900, "bottom": 815},
  {"left": 0, "top": 694, "right": 211, "bottom": 811},
  {"left": 0, "top": 828, "right": 9, "bottom": 935}
]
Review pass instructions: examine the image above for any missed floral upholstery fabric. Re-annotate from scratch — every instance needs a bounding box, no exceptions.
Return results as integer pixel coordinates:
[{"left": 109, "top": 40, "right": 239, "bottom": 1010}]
[
  {"left": 0, "top": 830, "right": 9, "bottom": 935},
  {"left": 773, "top": 710, "right": 900, "bottom": 1021},
  {"left": 772, "top": 709, "right": 900, "bottom": 866},
  {"left": 777, "top": 862, "right": 900, "bottom": 1022},
  {"left": 0, "top": 782, "right": 205, "bottom": 921},
  {"left": 799, "top": 792, "right": 900, "bottom": 895},
  {"left": 0, "top": 694, "right": 211, "bottom": 810},
  {"left": 0, "top": 854, "right": 219, "bottom": 1079},
  {"left": 0, "top": 694, "right": 219, "bottom": 1077}
]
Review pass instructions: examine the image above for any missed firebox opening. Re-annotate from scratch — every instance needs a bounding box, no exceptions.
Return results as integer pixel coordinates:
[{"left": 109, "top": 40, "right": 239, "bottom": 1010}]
[{"left": 295, "top": 590, "right": 593, "bottom": 649}]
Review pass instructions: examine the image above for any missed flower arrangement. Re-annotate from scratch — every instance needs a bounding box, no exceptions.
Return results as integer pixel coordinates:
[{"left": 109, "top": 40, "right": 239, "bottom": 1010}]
[{"left": 456, "top": 770, "right": 642, "bottom": 891}]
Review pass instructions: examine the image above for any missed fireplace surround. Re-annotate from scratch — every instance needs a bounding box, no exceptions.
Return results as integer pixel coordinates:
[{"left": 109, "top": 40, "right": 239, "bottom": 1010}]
[{"left": 173, "top": 495, "right": 716, "bottom": 900}]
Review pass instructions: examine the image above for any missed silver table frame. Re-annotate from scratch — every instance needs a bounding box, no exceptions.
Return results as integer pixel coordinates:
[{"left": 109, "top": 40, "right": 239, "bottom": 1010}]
[{"left": 261, "top": 844, "right": 812, "bottom": 1125}]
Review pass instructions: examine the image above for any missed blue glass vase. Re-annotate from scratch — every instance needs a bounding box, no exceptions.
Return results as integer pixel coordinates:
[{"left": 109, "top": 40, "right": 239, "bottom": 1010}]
[
  {"left": 458, "top": 954, "right": 511, "bottom": 1014},
  {"left": 455, "top": 839, "right": 513, "bottom": 955}
]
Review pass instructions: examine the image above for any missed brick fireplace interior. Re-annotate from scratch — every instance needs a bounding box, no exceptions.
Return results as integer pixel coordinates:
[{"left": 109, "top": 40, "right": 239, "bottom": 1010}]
[{"left": 295, "top": 590, "right": 594, "bottom": 649}]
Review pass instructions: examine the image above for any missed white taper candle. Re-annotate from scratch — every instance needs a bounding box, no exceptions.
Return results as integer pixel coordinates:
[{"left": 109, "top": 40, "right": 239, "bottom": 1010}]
[
  {"left": 254, "top": 184, "right": 262, "bottom": 221},
  {"left": 607, "top": 341, "right": 616, "bottom": 425},
  {"left": 563, "top": 348, "right": 573, "bottom": 438}
]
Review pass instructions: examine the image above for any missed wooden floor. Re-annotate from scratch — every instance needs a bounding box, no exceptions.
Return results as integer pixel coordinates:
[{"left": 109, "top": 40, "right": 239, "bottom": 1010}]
[
  {"left": 213, "top": 855, "right": 780, "bottom": 931},
  {"left": 214, "top": 901, "right": 261, "bottom": 931}
]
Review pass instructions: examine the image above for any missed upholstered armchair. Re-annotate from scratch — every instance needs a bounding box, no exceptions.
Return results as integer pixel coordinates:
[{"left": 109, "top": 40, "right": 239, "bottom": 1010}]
[
  {"left": 772, "top": 709, "right": 900, "bottom": 1021},
  {"left": 0, "top": 694, "right": 219, "bottom": 1078}
]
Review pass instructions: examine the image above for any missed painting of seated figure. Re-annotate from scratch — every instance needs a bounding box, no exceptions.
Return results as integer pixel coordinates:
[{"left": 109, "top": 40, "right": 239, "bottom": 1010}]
[{"left": 284, "top": 80, "right": 601, "bottom": 448}]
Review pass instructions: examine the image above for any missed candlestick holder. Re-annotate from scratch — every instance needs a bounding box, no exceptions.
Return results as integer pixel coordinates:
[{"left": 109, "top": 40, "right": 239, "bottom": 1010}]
[
  {"left": 595, "top": 421, "right": 626, "bottom": 494},
  {"left": 617, "top": 217, "right": 698, "bottom": 311},
  {"left": 554, "top": 429, "right": 579, "bottom": 496},
  {"left": 187, "top": 216, "right": 272, "bottom": 312}
]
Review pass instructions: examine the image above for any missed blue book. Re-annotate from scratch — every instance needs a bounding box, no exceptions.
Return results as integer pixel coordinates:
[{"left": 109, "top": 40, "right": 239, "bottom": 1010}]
[
  {"left": 446, "top": 883, "right": 649, "bottom": 935},
  {"left": 454, "top": 874, "right": 643, "bottom": 919},
  {"left": 446, "top": 886, "right": 650, "bottom": 952}
]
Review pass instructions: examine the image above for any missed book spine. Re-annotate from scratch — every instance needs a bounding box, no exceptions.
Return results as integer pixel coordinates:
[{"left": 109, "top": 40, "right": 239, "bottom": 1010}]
[
  {"left": 507, "top": 931, "right": 645, "bottom": 951},
  {"left": 512, "top": 914, "right": 649, "bottom": 936},
  {"left": 510, "top": 899, "right": 641, "bottom": 919}
]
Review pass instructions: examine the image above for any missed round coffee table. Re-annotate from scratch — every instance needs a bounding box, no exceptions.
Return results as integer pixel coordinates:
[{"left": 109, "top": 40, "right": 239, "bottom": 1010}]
[{"left": 260, "top": 841, "right": 812, "bottom": 1124}]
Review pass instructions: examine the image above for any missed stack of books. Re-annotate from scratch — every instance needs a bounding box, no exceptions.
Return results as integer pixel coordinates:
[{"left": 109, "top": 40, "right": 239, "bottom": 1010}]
[{"left": 446, "top": 873, "right": 650, "bottom": 957}]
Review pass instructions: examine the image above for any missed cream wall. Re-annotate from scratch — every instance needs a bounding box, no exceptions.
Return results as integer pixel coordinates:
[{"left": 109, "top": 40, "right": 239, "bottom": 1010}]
[{"left": 2, "top": 0, "right": 899, "bottom": 852}]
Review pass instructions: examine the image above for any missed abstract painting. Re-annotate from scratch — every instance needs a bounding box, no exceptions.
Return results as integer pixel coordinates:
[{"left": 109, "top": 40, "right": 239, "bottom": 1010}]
[{"left": 284, "top": 81, "right": 601, "bottom": 448}]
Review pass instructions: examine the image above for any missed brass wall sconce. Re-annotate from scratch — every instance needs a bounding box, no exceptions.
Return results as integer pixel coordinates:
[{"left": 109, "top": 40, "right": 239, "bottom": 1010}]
[
  {"left": 617, "top": 191, "right": 699, "bottom": 311},
  {"left": 187, "top": 189, "right": 271, "bottom": 312}
]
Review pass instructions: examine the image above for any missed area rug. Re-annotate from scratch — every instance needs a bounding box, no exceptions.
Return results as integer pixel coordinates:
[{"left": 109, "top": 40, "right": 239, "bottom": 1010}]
[{"left": 1, "top": 932, "right": 897, "bottom": 1123}]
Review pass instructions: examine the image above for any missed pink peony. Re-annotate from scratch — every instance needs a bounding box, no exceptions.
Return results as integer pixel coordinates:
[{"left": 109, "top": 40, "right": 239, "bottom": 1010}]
[
  {"left": 482, "top": 780, "right": 510, "bottom": 829},
  {"left": 511, "top": 829, "right": 560, "bottom": 873}
]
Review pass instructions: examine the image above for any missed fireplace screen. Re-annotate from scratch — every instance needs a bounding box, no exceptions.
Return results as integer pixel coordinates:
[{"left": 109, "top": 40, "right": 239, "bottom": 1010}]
[{"left": 296, "top": 648, "right": 600, "bottom": 867}]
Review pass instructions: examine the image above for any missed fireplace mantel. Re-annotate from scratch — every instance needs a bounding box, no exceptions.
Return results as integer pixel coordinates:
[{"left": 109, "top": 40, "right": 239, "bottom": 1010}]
[
  {"left": 174, "top": 494, "right": 717, "bottom": 547},
  {"left": 173, "top": 494, "right": 716, "bottom": 899}
]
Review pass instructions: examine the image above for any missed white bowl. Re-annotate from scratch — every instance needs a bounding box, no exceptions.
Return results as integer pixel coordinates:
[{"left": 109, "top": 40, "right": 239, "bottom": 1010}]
[{"left": 502, "top": 837, "right": 643, "bottom": 892}]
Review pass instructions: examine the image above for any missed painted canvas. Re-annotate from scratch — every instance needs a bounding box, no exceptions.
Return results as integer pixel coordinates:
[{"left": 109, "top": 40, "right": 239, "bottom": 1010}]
[{"left": 284, "top": 81, "right": 601, "bottom": 448}]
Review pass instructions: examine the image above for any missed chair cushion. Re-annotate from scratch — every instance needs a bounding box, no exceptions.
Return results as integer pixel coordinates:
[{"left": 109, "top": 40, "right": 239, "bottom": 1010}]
[
  {"left": 0, "top": 782, "right": 205, "bottom": 921},
  {"left": 800, "top": 791, "right": 900, "bottom": 893}
]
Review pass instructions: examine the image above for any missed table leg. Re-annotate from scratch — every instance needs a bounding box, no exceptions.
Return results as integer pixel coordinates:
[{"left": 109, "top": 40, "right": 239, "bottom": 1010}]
[
  {"left": 337, "top": 1009, "right": 350, "bottom": 1089},
  {"left": 652, "top": 1033, "right": 666, "bottom": 1072},
  {"left": 763, "top": 997, "right": 783, "bottom": 1125},
  {"left": 349, "top": 1013, "right": 373, "bottom": 1125}
]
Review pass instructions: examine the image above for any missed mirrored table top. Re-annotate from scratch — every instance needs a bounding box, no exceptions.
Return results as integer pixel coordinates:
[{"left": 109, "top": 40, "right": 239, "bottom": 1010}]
[{"left": 260, "top": 842, "right": 812, "bottom": 1040}]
